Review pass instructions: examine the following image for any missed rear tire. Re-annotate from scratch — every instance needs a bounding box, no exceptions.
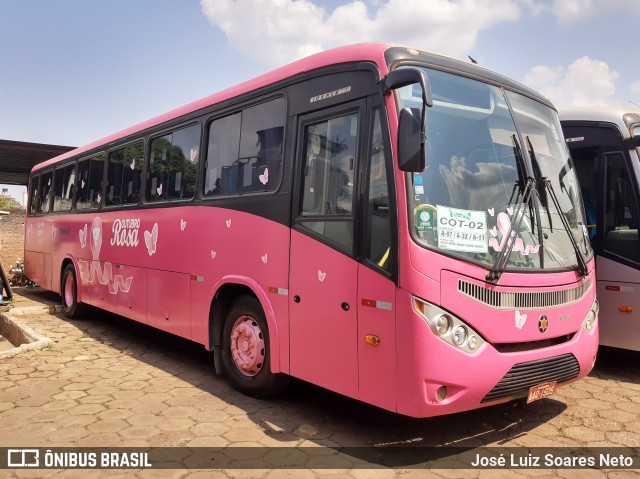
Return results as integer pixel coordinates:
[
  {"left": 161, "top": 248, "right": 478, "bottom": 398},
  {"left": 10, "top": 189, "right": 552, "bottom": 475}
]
[
  {"left": 221, "top": 295, "right": 289, "bottom": 397},
  {"left": 61, "top": 263, "right": 88, "bottom": 319}
]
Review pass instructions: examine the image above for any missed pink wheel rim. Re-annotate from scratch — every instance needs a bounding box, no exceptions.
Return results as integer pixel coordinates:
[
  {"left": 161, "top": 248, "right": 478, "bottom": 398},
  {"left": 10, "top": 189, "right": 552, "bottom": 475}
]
[
  {"left": 230, "top": 315, "right": 265, "bottom": 377},
  {"left": 64, "top": 274, "right": 75, "bottom": 309}
]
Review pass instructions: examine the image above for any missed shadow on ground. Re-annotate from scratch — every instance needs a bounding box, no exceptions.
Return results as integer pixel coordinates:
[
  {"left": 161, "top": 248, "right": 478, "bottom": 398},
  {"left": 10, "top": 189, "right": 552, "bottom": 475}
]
[{"left": 8, "top": 287, "right": 578, "bottom": 467}]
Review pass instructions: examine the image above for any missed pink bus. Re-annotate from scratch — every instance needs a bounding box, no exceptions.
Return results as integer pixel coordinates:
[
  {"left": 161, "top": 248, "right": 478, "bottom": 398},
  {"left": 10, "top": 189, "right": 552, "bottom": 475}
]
[{"left": 24, "top": 44, "right": 598, "bottom": 417}]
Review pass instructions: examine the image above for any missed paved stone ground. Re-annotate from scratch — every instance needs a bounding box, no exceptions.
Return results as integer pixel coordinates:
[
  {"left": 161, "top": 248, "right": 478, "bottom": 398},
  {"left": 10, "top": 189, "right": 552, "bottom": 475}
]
[{"left": 1, "top": 287, "right": 639, "bottom": 478}]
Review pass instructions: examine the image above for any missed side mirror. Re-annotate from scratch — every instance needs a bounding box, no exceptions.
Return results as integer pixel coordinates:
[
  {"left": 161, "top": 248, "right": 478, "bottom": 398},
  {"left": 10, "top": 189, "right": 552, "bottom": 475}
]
[
  {"left": 398, "top": 108, "right": 425, "bottom": 172},
  {"left": 384, "top": 68, "right": 433, "bottom": 107},
  {"left": 384, "top": 68, "right": 432, "bottom": 172}
]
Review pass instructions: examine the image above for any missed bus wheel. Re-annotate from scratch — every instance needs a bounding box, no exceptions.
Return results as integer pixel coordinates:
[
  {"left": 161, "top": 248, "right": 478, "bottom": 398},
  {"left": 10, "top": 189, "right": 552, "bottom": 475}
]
[
  {"left": 221, "top": 295, "right": 288, "bottom": 397},
  {"left": 61, "top": 264, "right": 87, "bottom": 319}
]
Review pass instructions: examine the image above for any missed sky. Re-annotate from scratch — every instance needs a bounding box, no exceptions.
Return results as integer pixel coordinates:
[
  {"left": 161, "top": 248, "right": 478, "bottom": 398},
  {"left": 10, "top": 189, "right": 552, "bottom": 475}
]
[{"left": 2, "top": 0, "right": 639, "bottom": 203}]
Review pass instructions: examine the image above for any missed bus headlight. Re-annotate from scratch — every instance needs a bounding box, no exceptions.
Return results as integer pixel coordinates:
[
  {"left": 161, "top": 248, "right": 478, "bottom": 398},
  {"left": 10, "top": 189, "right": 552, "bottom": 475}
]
[
  {"left": 435, "top": 315, "right": 452, "bottom": 336},
  {"left": 582, "top": 300, "right": 598, "bottom": 333},
  {"left": 452, "top": 326, "right": 467, "bottom": 346},
  {"left": 413, "top": 297, "right": 485, "bottom": 353}
]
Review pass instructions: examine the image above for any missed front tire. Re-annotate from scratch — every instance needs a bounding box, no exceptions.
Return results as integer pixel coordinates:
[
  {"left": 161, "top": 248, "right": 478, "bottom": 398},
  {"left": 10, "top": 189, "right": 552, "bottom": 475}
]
[
  {"left": 221, "top": 295, "right": 288, "bottom": 397},
  {"left": 61, "top": 263, "right": 87, "bottom": 319}
]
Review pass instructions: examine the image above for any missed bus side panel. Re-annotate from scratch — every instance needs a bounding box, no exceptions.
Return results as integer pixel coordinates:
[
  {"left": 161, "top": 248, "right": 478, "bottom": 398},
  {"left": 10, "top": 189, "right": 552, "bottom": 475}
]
[
  {"left": 596, "top": 256, "right": 640, "bottom": 351},
  {"left": 357, "top": 265, "right": 397, "bottom": 412},
  {"left": 115, "top": 264, "right": 147, "bottom": 324},
  {"left": 24, "top": 250, "right": 44, "bottom": 286},
  {"left": 147, "top": 270, "right": 191, "bottom": 338}
]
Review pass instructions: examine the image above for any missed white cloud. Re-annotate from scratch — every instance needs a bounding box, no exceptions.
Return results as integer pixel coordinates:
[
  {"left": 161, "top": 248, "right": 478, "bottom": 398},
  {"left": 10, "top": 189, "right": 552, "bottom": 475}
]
[
  {"left": 552, "top": 0, "right": 640, "bottom": 23},
  {"left": 523, "top": 56, "right": 620, "bottom": 108},
  {"left": 200, "top": 0, "right": 524, "bottom": 67}
]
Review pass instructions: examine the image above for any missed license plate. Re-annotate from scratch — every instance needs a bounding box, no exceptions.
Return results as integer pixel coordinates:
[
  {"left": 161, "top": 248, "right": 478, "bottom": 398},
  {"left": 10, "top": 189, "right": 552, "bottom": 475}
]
[{"left": 527, "top": 381, "right": 557, "bottom": 403}]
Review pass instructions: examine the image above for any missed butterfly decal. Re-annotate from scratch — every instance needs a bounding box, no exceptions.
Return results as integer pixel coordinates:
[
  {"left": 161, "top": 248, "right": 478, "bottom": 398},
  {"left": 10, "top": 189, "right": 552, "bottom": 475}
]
[
  {"left": 318, "top": 270, "right": 327, "bottom": 282},
  {"left": 515, "top": 310, "right": 527, "bottom": 330},
  {"left": 130, "top": 158, "right": 136, "bottom": 170},
  {"left": 79, "top": 224, "right": 88, "bottom": 248},
  {"left": 487, "top": 208, "right": 495, "bottom": 217},
  {"left": 226, "top": 219, "right": 232, "bottom": 228},
  {"left": 144, "top": 223, "right": 159, "bottom": 256},
  {"left": 180, "top": 219, "right": 186, "bottom": 231},
  {"left": 261, "top": 253, "right": 268, "bottom": 264},
  {"left": 211, "top": 251, "right": 217, "bottom": 260},
  {"left": 259, "top": 168, "right": 269, "bottom": 186},
  {"left": 156, "top": 184, "right": 163, "bottom": 196}
]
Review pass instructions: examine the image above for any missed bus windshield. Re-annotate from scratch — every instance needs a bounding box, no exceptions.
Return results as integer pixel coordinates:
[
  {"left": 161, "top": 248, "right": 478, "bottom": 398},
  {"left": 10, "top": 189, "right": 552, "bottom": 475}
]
[{"left": 400, "top": 67, "right": 592, "bottom": 272}]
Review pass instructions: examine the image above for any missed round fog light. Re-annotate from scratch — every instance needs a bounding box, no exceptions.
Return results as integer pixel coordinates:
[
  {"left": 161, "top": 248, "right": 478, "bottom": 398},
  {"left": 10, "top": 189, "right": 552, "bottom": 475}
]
[
  {"left": 437, "top": 386, "right": 447, "bottom": 402},
  {"left": 468, "top": 335, "right": 479, "bottom": 351},
  {"left": 435, "top": 315, "right": 451, "bottom": 336},
  {"left": 452, "top": 326, "right": 467, "bottom": 346}
]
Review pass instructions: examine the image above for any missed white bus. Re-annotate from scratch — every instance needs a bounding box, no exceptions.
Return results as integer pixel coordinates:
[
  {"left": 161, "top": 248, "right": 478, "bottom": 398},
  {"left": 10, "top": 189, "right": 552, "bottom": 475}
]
[{"left": 561, "top": 107, "right": 640, "bottom": 351}]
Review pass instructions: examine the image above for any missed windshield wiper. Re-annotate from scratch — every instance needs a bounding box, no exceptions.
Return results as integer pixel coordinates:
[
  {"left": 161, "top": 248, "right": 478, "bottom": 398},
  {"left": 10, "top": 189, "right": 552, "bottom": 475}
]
[
  {"left": 526, "top": 137, "right": 589, "bottom": 278},
  {"left": 486, "top": 176, "right": 536, "bottom": 284}
]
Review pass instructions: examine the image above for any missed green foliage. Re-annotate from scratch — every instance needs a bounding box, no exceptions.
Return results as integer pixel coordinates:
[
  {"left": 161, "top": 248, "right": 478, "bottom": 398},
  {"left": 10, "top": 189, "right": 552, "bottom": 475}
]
[{"left": 0, "top": 194, "right": 22, "bottom": 210}]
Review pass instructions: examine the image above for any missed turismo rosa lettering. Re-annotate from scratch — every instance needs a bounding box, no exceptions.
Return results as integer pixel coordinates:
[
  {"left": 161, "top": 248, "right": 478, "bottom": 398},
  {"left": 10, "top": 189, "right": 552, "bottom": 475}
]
[{"left": 111, "top": 219, "right": 141, "bottom": 247}]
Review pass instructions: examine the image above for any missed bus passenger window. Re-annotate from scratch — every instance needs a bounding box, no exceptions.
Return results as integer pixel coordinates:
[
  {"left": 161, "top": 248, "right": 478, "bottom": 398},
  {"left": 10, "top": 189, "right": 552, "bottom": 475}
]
[
  {"left": 28, "top": 175, "right": 39, "bottom": 216},
  {"left": 76, "top": 154, "right": 105, "bottom": 210},
  {"left": 148, "top": 124, "right": 200, "bottom": 202},
  {"left": 107, "top": 142, "right": 144, "bottom": 206},
  {"left": 52, "top": 163, "right": 76, "bottom": 212},
  {"left": 604, "top": 153, "right": 640, "bottom": 263},
  {"left": 38, "top": 171, "right": 54, "bottom": 214},
  {"left": 204, "top": 98, "right": 285, "bottom": 197}
]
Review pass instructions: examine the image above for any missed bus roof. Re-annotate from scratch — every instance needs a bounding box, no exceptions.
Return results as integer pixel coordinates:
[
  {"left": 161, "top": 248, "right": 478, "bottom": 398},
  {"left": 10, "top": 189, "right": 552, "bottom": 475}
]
[
  {"left": 33, "top": 42, "right": 553, "bottom": 172},
  {"left": 560, "top": 106, "right": 640, "bottom": 138}
]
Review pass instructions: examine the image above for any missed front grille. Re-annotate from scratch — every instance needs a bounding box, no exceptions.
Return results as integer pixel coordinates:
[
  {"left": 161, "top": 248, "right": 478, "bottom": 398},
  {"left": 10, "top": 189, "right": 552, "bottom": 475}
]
[
  {"left": 481, "top": 353, "right": 580, "bottom": 403},
  {"left": 458, "top": 277, "right": 592, "bottom": 310}
]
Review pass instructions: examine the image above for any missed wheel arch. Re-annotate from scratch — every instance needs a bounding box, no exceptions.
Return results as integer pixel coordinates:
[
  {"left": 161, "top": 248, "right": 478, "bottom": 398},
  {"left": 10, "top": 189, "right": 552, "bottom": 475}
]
[
  {"left": 208, "top": 275, "right": 281, "bottom": 375},
  {"left": 60, "top": 256, "right": 85, "bottom": 303}
]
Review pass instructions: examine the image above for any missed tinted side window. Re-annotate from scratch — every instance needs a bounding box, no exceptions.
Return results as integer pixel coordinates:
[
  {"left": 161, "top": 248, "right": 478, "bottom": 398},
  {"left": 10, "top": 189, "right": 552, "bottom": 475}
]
[
  {"left": 38, "top": 171, "right": 54, "bottom": 214},
  {"left": 297, "top": 111, "right": 359, "bottom": 253},
  {"left": 147, "top": 124, "right": 200, "bottom": 202},
  {"left": 205, "top": 97, "right": 285, "bottom": 196},
  {"left": 604, "top": 153, "right": 640, "bottom": 263},
  {"left": 28, "top": 175, "right": 40, "bottom": 216},
  {"left": 76, "top": 154, "right": 105, "bottom": 210},
  {"left": 366, "top": 109, "right": 392, "bottom": 272},
  {"left": 107, "top": 142, "right": 144, "bottom": 206},
  {"left": 52, "top": 163, "right": 76, "bottom": 212}
]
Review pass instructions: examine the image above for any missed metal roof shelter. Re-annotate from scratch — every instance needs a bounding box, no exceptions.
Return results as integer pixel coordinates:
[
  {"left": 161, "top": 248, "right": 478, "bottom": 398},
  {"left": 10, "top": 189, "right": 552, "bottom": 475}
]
[{"left": 0, "top": 139, "right": 74, "bottom": 186}]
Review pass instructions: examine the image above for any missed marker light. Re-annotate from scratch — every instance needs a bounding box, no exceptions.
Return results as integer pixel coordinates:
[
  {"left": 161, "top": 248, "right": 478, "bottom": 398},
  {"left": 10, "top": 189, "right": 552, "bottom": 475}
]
[{"left": 468, "top": 335, "right": 479, "bottom": 351}]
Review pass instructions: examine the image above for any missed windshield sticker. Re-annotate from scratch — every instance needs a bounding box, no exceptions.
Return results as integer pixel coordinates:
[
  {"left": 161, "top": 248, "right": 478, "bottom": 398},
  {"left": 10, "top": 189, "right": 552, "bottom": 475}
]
[
  {"left": 415, "top": 185, "right": 424, "bottom": 195},
  {"left": 436, "top": 206, "right": 488, "bottom": 253},
  {"left": 488, "top": 211, "right": 540, "bottom": 255},
  {"left": 416, "top": 207, "right": 435, "bottom": 231}
]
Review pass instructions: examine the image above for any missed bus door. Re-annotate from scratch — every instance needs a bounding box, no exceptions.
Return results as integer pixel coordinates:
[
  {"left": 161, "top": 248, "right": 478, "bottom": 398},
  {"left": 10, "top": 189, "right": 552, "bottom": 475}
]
[
  {"left": 289, "top": 101, "right": 363, "bottom": 398},
  {"left": 565, "top": 123, "right": 640, "bottom": 351}
]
